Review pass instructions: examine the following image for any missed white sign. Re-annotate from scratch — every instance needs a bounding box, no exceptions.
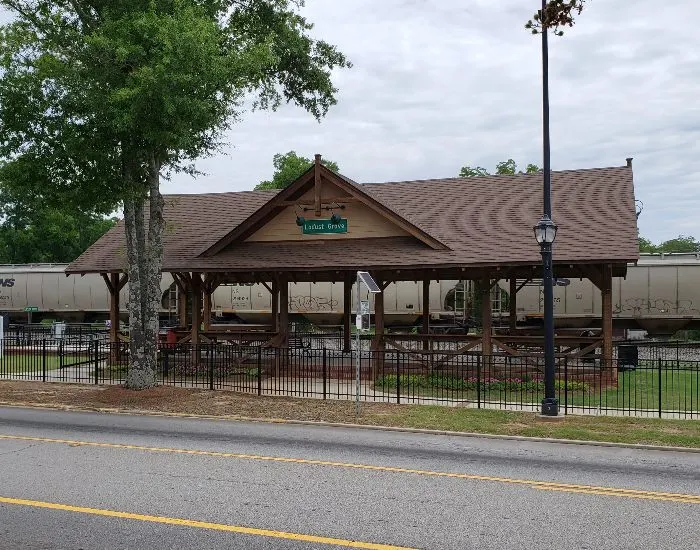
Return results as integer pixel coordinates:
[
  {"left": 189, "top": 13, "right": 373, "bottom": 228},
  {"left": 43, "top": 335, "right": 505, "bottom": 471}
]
[
  {"left": 356, "top": 314, "right": 363, "bottom": 330},
  {"left": 360, "top": 300, "right": 369, "bottom": 315}
]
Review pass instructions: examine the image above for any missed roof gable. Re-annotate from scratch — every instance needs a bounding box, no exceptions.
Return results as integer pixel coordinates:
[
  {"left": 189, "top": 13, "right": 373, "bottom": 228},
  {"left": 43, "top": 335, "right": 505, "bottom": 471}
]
[{"left": 200, "top": 160, "right": 449, "bottom": 256}]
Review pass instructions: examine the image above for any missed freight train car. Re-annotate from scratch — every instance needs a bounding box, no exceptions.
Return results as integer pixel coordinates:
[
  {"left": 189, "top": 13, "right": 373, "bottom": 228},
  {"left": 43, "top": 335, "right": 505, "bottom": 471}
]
[
  {"left": 1, "top": 254, "right": 699, "bottom": 335},
  {"left": 507, "top": 253, "right": 700, "bottom": 335}
]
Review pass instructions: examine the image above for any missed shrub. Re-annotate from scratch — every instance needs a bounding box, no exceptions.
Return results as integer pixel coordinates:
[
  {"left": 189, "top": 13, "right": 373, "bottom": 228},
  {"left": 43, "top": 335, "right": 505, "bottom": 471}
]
[{"left": 374, "top": 374, "right": 589, "bottom": 394}]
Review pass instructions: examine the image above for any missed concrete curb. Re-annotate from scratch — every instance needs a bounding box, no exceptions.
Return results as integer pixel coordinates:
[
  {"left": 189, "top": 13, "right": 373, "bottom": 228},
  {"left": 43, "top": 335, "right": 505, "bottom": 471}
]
[{"left": 1, "top": 400, "right": 699, "bottom": 454}]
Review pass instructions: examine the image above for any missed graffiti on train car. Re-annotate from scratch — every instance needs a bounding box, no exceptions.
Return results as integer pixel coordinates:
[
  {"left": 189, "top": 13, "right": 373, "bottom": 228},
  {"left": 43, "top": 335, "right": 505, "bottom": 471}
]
[
  {"left": 289, "top": 295, "right": 338, "bottom": 311},
  {"left": 618, "top": 297, "right": 700, "bottom": 316}
]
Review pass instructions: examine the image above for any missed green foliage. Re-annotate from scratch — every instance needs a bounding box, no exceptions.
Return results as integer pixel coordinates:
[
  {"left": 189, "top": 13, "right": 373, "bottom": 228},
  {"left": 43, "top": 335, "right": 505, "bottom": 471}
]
[
  {"left": 0, "top": 185, "right": 116, "bottom": 263},
  {"left": 0, "top": 0, "right": 351, "bottom": 209},
  {"left": 638, "top": 235, "right": 700, "bottom": 254},
  {"left": 374, "top": 373, "right": 588, "bottom": 393},
  {"left": 255, "top": 151, "right": 340, "bottom": 190},
  {"left": 459, "top": 165, "right": 489, "bottom": 178},
  {"left": 460, "top": 159, "right": 540, "bottom": 177}
]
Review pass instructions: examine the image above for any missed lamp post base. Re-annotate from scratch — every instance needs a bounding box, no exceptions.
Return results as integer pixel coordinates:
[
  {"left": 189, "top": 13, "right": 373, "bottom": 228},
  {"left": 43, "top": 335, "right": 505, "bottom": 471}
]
[{"left": 540, "top": 397, "right": 559, "bottom": 416}]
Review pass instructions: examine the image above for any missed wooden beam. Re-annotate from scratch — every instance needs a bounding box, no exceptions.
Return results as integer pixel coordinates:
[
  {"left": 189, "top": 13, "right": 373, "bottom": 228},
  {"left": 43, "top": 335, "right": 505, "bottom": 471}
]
[
  {"left": 178, "top": 284, "right": 187, "bottom": 328},
  {"left": 516, "top": 278, "right": 532, "bottom": 293},
  {"left": 371, "top": 280, "right": 385, "bottom": 379},
  {"left": 260, "top": 281, "right": 273, "bottom": 294},
  {"left": 101, "top": 273, "right": 115, "bottom": 295},
  {"left": 422, "top": 277, "right": 430, "bottom": 351},
  {"left": 271, "top": 278, "right": 279, "bottom": 333},
  {"left": 279, "top": 275, "right": 289, "bottom": 348},
  {"left": 314, "top": 154, "right": 322, "bottom": 216},
  {"left": 117, "top": 273, "right": 128, "bottom": 291},
  {"left": 107, "top": 273, "right": 120, "bottom": 364},
  {"left": 509, "top": 278, "right": 517, "bottom": 332},
  {"left": 481, "top": 278, "right": 492, "bottom": 360},
  {"left": 601, "top": 264, "right": 613, "bottom": 368},
  {"left": 171, "top": 272, "right": 187, "bottom": 294},
  {"left": 202, "top": 281, "right": 212, "bottom": 331},
  {"left": 343, "top": 274, "right": 352, "bottom": 353},
  {"left": 277, "top": 197, "right": 357, "bottom": 207},
  {"left": 190, "top": 273, "right": 202, "bottom": 362}
]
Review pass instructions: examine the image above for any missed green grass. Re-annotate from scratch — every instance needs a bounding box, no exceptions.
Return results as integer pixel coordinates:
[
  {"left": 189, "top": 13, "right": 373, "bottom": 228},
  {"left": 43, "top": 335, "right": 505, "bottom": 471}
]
[
  {"left": 374, "top": 369, "right": 700, "bottom": 413},
  {"left": 364, "top": 406, "right": 700, "bottom": 448},
  {"left": 0, "top": 354, "right": 91, "bottom": 374}
]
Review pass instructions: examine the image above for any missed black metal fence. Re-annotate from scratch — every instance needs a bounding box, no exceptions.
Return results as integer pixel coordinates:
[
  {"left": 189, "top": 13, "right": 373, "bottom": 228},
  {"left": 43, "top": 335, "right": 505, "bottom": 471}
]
[{"left": 1, "top": 338, "right": 699, "bottom": 419}]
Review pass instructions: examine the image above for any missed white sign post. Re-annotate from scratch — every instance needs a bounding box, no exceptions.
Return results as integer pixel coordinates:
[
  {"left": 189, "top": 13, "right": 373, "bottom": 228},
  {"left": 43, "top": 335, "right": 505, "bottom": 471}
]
[{"left": 355, "top": 271, "right": 381, "bottom": 415}]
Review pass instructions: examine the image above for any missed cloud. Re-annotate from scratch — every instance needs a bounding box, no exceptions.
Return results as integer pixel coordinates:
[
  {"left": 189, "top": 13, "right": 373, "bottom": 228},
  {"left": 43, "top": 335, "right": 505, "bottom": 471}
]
[{"left": 3, "top": 2, "right": 698, "bottom": 243}]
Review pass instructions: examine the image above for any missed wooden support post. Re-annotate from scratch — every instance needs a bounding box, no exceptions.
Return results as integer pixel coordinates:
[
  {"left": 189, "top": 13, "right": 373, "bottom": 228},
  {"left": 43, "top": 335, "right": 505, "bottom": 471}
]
[
  {"left": 178, "top": 285, "right": 187, "bottom": 328},
  {"left": 190, "top": 273, "right": 202, "bottom": 364},
  {"left": 481, "top": 278, "right": 492, "bottom": 361},
  {"left": 343, "top": 274, "right": 352, "bottom": 353},
  {"left": 279, "top": 276, "right": 289, "bottom": 348},
  {"left": 107, "top": 273, "right": 120, "bottom": 364},
  {"left": 371, "top": 281, "right": 385, "bottom": 379},
  {"left": 422, "top": 277, "right": 430, "bottom": 351},
  {"left": 202, "top": 276, "right": 212, "bottom": 332},
  {"left": 109, "top": 273, "right": 119, "bottom": 344},
  {"left": 601, "top": 265, "right": 613, "bottom": 370},
  {"left": 509, "top": 278, "right": 517, "bottom": 333},
  {"left": 271, "top": 278, "right": 279, "bottom": 332}
]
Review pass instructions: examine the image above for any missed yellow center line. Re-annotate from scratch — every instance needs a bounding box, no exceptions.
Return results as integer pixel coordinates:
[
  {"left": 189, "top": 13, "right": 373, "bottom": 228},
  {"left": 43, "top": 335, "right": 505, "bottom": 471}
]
[
  {"left": 0, "top": 496, "right": 413, "bottom": 549},
  {"left": 1, "top": 434, "right": 698, "bottom": 504}
]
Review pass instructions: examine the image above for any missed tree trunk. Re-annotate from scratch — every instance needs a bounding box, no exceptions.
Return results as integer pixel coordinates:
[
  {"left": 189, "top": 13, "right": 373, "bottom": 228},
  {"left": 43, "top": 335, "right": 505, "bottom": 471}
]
[{"left": 124, "top": 152, "right": 165, "bottom": 389}]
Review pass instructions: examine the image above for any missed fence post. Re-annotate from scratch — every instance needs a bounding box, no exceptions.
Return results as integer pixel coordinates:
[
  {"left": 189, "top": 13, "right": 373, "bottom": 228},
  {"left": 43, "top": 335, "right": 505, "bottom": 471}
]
[
  {"left": 396, "top": 352, "right": 401, "bottom": 405},
  {"left": 322, "top": 347, "right": 327, "bottom": 400},
  {"left": 257, "top": 346, "right": 262, "bottom": 396},
  {"left": 563, "top": 356, "right": 568, "bottom": 415},
  {"left": 658, "top": 357, "right": 662, "bottom": 418},
  {"left": 94, "top": 339, "right": 99, "bottom": 385},
  {"left": 163, "top": 345, "right": 170, "bottom": 380},
  {"left": 42, "top": 339, "right": 47, "bottom": 383},
  {"left": 476, "top": 354, "right": 481, "bottom": 408},
  {"left": 208, "top": 344, "right": 214, "bottom": 391},
  {"left": 59, "top": 340, "right": 64, "bottom": 370}
]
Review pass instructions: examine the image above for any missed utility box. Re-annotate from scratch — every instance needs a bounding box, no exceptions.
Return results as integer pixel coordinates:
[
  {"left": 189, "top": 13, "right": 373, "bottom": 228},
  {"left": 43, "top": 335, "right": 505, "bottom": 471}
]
[{"left": 618, "top": 344, "right": 638, "bottom": 371}]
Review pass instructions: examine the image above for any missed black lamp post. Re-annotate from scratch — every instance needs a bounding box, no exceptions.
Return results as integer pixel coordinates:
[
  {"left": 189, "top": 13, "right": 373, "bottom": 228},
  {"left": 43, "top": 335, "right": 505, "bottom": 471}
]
[
  {"left": 536, "top": 0, "right": 559, "bottom": 417},
  {"left": 534, "top": 216, "right": 558, "bottom": 416}
]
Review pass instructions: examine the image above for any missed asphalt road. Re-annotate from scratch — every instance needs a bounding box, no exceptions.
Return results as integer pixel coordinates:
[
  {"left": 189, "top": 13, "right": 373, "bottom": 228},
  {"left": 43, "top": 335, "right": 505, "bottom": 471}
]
[{"left": 0, "top": 406, "right": 698, "bottom": 550}]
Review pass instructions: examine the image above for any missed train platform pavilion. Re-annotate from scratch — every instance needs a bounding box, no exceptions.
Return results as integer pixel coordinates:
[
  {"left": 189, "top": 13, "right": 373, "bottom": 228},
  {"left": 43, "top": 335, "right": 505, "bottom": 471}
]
[{"left": 66, "top": 156, "right": 640, "bottom": 366}]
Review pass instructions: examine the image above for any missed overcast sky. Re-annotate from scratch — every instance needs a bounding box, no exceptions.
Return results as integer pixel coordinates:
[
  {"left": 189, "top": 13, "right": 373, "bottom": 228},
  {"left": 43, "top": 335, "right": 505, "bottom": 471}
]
[
  {"left": 165, "top": 0, "right": 699, "bottom": 244},
  {"left": 1, "top": 1, "right": 698, "bottom": 243}
]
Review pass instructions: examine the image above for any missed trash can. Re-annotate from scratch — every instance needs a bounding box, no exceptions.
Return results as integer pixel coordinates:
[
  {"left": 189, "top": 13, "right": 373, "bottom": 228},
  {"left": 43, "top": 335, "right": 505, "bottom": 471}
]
[{"left": 617, "top": 344, "right": 638, "bottom": 371}]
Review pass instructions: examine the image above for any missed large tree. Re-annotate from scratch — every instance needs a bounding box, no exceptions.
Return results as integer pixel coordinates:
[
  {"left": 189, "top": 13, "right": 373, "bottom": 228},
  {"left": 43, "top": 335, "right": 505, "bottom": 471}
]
[
  {"left": 0, "top": 1, "right": 350, "bottom": 388},
  {"left": 255, "top": 151, "right": 339, "bottom": 190},
  {"left": 459, "top": 159, "right": 540, "bottom": 177}
]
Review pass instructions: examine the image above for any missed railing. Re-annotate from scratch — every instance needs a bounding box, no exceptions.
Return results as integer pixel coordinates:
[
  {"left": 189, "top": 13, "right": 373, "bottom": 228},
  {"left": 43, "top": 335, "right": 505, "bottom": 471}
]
[
  {"left": 5, "top": 323, "right": 108, "bottom": 346},
  {"left": 1, "top": 339, "right": 698, "bottom": 419}
]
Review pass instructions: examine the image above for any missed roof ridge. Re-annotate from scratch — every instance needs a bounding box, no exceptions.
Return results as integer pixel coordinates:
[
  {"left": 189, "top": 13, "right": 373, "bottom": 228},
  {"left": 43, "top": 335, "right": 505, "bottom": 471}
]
[{"left": 363, "top": 165, "right": 630, "bottom": 186}]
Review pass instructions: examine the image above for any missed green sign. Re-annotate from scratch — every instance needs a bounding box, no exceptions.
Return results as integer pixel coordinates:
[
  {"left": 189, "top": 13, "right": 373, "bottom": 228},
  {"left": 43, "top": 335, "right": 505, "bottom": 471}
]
[
  {"left": 302, "top": 218, "right": 348, "bottom": 235},
  {"left": 24, "top": 306, "right": 39, "bottom": 312}
]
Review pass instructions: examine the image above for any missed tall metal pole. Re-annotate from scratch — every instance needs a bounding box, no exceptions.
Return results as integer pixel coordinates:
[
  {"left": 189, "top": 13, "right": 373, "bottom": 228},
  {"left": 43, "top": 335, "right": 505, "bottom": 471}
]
[
  {"left": 541, "top": 0, "right": 558, "bottom": 416},
  {"left": 355, "top": 271, "right": 361, "bottom": 415}
]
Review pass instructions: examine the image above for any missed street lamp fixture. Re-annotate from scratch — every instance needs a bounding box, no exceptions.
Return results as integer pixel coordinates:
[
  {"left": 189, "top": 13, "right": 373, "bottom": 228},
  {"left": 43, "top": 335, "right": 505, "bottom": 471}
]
[{"left": 533, "top": 215, "right": 557, "bottom": 245}]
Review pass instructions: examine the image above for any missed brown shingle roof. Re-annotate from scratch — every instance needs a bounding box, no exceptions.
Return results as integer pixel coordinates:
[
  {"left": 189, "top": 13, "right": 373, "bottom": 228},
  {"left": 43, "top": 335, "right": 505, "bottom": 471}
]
[{"left": 66, "top": 165, "right": 639, "bottom": 274}]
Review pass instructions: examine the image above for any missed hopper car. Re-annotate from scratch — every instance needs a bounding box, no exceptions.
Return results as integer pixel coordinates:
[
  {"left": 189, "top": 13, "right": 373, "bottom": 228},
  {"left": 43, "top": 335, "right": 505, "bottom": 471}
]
[{"left": 0, "top": 253, "right": 698, "bottom": 336}]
